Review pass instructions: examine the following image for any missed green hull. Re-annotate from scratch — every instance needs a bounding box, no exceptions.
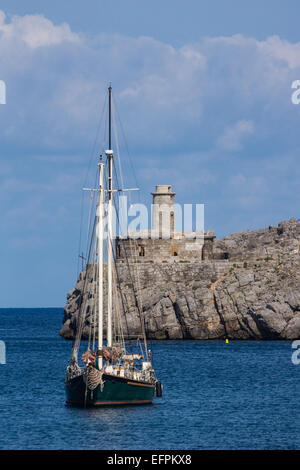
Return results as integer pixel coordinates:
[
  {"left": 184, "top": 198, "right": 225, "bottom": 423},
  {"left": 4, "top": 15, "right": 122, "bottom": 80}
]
[{"left": 65, "top": 373, "right": 155, "bottom": 407}]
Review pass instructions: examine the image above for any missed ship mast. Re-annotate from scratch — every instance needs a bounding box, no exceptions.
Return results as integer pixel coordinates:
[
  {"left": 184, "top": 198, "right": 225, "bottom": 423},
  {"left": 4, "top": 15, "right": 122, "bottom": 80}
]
[
  {"left": 106, "top": 85, "right": 113, "bottom": 348},
  {"left": 97, "top": 156, "right": 104, "bottom": 369}
]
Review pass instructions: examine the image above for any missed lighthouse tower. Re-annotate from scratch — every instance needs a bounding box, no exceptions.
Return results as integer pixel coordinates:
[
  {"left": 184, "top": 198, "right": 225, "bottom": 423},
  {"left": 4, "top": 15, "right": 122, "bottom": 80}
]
[
  {"left": 151, "top": 185, "right": 176, "bottom": 238},
  {"left": 115, "top": 183, "right": 215, "bottom": 262}
]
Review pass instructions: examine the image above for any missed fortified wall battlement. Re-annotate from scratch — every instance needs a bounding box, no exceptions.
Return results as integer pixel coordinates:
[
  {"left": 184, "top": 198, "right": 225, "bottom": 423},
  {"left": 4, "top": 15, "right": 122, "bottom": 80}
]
[{"left": 115, "top": 185, "right": 215, "bottom": 262}]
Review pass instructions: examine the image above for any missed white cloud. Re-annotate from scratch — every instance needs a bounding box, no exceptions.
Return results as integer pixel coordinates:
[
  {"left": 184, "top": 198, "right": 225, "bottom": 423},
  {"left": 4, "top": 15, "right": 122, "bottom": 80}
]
[
  {"left": 1, "top": 10, "right": 300, "bottom": 243},
  {"left": 0, "top": 11, "right": 299, "bottom": 154},
  {"left": 217, "top": 120, "right": 254, "bottom": 151},
  {"left": 0, "top": 10, "right": 79, "bottom": 48},
  {"left": 258, "top": 35, "right": 300, "bottom": 69}
]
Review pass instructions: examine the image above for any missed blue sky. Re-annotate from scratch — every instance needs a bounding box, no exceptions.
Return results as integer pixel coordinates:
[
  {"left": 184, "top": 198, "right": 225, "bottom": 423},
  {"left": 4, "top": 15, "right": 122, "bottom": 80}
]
[{"left": 1, "top": 1, "right": 300, "bottom": 307}]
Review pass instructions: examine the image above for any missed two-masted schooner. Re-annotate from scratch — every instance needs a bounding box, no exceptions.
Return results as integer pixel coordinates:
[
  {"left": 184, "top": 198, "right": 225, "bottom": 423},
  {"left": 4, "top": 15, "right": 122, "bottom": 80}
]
[{"left": 65, "top": 86, "right": 162, "bottom": 406}]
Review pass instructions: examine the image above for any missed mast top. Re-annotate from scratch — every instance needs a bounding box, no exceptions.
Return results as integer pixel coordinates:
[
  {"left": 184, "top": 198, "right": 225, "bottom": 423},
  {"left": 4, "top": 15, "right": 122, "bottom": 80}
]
[{"left": 108, "top": 85, "right": 112, "bottom": 151}]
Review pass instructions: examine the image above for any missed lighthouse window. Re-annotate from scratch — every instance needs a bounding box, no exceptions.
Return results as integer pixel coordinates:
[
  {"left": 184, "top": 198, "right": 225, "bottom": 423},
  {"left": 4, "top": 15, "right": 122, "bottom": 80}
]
[
  {"left": 170, "top": 211, "right": 174, "bottom": 234},
  {"left": 159, "top": 212, "right": 163, "bottom": 238},
  {"left": 138, "top": 245, "right": 145, "bottom": 257}
]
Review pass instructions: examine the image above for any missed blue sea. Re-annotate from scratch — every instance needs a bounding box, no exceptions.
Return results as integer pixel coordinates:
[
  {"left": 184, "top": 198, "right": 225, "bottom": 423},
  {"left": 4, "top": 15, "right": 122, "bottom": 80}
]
[{"left": 0, "top": 308, "right": 299, "bottom": 450}]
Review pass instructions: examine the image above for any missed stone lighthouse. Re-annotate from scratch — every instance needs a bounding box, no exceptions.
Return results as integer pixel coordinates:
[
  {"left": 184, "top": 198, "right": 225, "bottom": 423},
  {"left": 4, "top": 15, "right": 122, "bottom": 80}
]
[
  {"left": 115, "top": 184, "right": 215, "bottom": 262},
  {"left": 151, "top": 185, "right": 176, "bottom": 238}
]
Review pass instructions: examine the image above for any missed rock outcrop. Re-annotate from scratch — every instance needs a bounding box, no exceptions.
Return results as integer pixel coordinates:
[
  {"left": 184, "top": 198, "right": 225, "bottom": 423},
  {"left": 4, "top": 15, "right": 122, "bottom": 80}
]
[{"left": 60, "top": 218, "right": 300, "bottom": 340}]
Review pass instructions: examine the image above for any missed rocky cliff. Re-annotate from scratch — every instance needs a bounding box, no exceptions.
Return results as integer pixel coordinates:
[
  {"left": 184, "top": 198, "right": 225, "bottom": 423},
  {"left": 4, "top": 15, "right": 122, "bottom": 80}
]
[{"left": 60, "top": 218, "right": 300, "bottom": 340}]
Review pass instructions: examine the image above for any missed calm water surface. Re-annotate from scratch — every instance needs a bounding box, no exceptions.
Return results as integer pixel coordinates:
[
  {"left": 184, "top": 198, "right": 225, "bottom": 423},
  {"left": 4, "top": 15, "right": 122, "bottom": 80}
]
[{"left": 0, "top": 308, "right": 299, "bottom": 449}]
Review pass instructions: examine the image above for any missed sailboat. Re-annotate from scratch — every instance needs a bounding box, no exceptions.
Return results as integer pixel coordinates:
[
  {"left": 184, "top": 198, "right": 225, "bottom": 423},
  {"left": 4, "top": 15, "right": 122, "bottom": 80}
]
[{"left": 65, "top": 86, "right": 162, "bottom": 407}]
